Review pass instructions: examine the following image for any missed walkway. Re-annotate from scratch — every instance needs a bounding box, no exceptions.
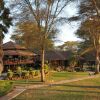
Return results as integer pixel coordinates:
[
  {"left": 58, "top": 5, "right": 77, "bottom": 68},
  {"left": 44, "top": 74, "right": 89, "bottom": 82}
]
[{"left": 0, "top": 75, "right": 99, "bottom": 100}]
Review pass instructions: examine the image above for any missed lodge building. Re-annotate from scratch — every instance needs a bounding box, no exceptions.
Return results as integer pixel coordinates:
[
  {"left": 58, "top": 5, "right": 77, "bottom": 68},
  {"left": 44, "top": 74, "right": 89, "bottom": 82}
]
[{"left": 3, "top": 41, "right": 34, "bottom": 71}]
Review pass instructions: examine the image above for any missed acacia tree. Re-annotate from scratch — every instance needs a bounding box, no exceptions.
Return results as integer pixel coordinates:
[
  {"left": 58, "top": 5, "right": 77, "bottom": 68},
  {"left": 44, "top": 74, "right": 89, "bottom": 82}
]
[
  {"left": 11, "top": 0, "right": 74, "bottom": 82},
  {"left": 58, "top": 41, "right": 79, "bottom": 51},
  {"left": 69, "top": 0, "right": 100, "bottom": 20},
  {"left": 11, "top": 21, "right": 56, "bottom": 51},
  {"left": 76, "top": 17, "right": 100, "bottom": 74},
  {"left": 69, "top": 0, "right": 100, "bottom": 74},
  {"left": 0, "top": 0, "right": 12, "bottom": 73}
]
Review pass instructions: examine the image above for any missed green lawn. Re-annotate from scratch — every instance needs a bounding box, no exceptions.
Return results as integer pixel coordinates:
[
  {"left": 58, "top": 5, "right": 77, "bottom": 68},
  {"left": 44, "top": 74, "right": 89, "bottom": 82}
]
[
  {"left": 46, "top": 71, "right": 88, "bottom": 82},
  {"left": 0, "top": 80, "right": 13, "bottom": 97},
  {"left": 9, "top": 71, "right": 89, "bottom": 85},
  {"left": 13, "top": 77, "right": 100, "bottom": 100}
]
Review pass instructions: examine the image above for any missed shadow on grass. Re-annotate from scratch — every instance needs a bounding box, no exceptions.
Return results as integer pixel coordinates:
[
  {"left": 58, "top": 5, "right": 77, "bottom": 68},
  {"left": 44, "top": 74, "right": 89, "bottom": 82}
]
[
  {"left": 31, "top": 88, "right": 100, "bottom": 94},
  {"left": 52, "top": 84, "right": 100, "bottom": 89}
]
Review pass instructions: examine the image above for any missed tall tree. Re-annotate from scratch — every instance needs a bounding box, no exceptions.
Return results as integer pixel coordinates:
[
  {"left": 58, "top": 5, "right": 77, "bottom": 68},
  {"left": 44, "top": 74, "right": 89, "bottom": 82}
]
[
  {"left": 11, "top": 21, "right": 56, "bottom": 51},
  {"left": 69, "top": 0, "right": 100, "bottom": 74},
  {"left": 11, "top": 0, "right": 73, "bottom": 82},
  {"left": 76, "top": 17, "right": 100, "bottom": 74},
  {"left": 0, "top": 0, "right": 12, "bottom": 73},
  {"left": 69, "top": 0, "right": 100, "bottom": 21},
  {"left": 58, "top": 41, "right": 79, "bottom": 51}
]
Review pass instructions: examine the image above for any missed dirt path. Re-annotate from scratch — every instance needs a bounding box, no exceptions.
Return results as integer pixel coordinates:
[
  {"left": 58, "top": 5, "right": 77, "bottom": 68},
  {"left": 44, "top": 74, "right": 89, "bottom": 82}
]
[{"left": 0, "top": 75, "right": 99, "bottom": 100}]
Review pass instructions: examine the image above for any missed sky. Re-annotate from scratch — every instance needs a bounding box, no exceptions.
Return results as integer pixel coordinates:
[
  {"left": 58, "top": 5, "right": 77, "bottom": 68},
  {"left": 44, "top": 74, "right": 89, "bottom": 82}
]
[{"left": 3, "top": 2, "right": 81, "bottom": 46}]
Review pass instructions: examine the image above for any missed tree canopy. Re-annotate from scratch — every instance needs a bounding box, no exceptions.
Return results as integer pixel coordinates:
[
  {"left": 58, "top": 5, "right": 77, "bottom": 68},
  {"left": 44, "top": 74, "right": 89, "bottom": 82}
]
[
  {"left": 11, "top": 21, "right": 57, "bottom": 52},
  {"left": 0, "top": 0, "right": 12, "bottom": 73}
]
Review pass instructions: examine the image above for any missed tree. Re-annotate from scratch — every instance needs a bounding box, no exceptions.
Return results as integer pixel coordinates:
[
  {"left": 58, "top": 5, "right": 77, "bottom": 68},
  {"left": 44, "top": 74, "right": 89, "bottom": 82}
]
[
  {"left": 69, "top": 0, "right": 100, "bottom": 21},
  {"left": 0, "top": 0, "right": 12, "bottom": 73},
  {"left": 69, "top": 0, "right": 100, "bottom": 74},
  {"left": 58, "top": 41, "right": 79, "bottom": 51},
  {"left": 76, "top": 17, "right": 100, "bottom": 74},
  {"left": 11, "top": 0, "right": 73, "bottom": 82},
  {"left": 11, "top": 21, "right": 56, "bottom": 52}
]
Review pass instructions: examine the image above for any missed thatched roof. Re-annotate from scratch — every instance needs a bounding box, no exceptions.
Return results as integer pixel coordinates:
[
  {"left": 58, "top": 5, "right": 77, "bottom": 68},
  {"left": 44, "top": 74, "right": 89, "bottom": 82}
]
[
  {"left": 4, "top": 50, "right": 34, "bottom": 56},
  {"left": 3, "top": 41, "right": 34, "bottom": 56},
  {"left": 3, "top": 41, "right": 26, "bottom": 50},
  {"left": 45, "top": 51, "right": 72, "bottom": 61},
  {"left": 82, "top": 51, "right": 96, "bottom": 61}
]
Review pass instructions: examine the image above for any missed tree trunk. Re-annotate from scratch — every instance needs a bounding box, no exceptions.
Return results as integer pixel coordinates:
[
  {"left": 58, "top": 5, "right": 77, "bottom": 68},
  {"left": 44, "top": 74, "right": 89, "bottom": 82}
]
[
  {"left": 95, "top": 50, "right": 100, "bottom": 74},
  {"left": 0, "top": 39, "right": 3, "bottom": 74},
  {"left": 40, "top": 48, "right": 45, "bottom": 82}
]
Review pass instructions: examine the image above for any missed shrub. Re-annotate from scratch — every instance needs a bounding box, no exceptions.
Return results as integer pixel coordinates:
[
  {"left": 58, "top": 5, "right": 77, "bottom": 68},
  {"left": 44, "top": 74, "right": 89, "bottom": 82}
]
[
  {"left": 0, "top": 81, "right": 13, "bottom": 97},
  {"left": 7, "top": 70, "right": 13, "bottom": 80},
  {"left": 44, "top": 64, "right": 49, "bottom": 74},
  {"left": 22, "top": 70, "right": 29, "bottom": 79},
  {"left": 29, "top": 70, "right": 35, "bottom": 78},
  {"left": 56, "top": 66, "right": 62, "bottom": 72},
  {"left": 66, "top": 67, "right": 74, "bottom": 72},
  {"left": 16, "top": 67, "right": 22, "bottom": 77},
  {"left": 34, "top": 70, "right": 39, "bottom": 76},
  {"left": 29, "top": 67, "right": 33, "bottom": 71}
]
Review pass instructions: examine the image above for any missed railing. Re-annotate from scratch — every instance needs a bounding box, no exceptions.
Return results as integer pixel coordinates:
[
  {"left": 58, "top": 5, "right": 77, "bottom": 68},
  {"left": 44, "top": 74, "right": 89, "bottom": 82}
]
[{"left": 3, "top": 60, "right": 33, "bottom": 65}]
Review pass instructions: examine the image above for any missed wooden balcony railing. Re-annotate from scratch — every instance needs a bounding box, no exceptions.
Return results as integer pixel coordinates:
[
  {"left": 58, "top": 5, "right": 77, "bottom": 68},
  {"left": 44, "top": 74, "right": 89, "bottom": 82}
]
[{"left": 3, "top": 60, "right": 33, "bottom": 65}]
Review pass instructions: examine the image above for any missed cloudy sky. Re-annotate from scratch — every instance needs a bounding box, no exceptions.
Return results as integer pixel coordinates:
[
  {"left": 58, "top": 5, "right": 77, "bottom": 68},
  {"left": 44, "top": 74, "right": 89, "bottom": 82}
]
[{"left": 3, "top": 2, "right": 81, "bottom": 46}]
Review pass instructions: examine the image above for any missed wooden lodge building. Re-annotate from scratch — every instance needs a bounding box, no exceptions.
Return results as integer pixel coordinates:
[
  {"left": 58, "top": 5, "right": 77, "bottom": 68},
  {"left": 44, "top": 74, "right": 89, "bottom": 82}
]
[
  {"left": 3, "top": 41, "right": 34, "bottom": 71},
  {"left": 2, "top": 41, "right": 99, "bottom": 72},
  {"left": 45, "top": 51, "right": 72, "bottom": 67},
  {"left": 34, "top": 50, "right": 73, "bottom": 69}
]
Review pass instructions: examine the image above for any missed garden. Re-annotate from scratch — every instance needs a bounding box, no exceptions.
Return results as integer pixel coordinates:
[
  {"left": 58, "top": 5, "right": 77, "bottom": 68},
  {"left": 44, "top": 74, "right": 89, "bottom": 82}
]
[
  {"left": 0, "top": 65, "right": 90, "bottom": 97},
  {"left": 13, "top": 77, "right": 100, "bottom": 100}
]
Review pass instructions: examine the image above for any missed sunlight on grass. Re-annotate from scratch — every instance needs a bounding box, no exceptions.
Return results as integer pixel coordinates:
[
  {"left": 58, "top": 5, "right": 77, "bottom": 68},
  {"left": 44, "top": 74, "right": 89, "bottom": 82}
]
[
  {"left": 46, "top": 71, "right": 88, "bottom": 82},
  {"left": 9, "top": 72, "right": 89, "bottom": 85},
  {"left": 13, "top": 77, "right": 100, "bottom": 100}
]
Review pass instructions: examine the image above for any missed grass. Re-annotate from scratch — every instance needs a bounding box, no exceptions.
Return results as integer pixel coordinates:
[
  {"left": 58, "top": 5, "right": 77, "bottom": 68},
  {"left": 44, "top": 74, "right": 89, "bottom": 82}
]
[
  {"left": 46, "top": 71, "right": 88, "bottom": 82},
  {"left": 0, "top": 80, "right": 13, "bottom": 97},
  {"left": 9, "top": 71, "right": 89, "bottom": 85},
  {"left": 13, "top": 77, "right": 100, "bottom": 100}
]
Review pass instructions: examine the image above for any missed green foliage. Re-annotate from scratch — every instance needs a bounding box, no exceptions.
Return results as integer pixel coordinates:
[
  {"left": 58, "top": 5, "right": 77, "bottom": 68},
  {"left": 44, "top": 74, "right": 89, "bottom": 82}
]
[
  {"left": 44, "top": 64, "right": 49, "bottom": 70},
  {"left": 22, "top": 70, "right": 29, "bottom": 78},
  {"left": 7, "top": 70, "right": 13, "bottom": 79},
  {"left": 34, "top": 70, "right": 39, "bottom": 76},
  {"left": 58, "top": 41, "right": 79, "bottom": 51},
  {"left": 16, "top": 67, "right": 22, "bottom": 77},
  {"left": 25, "top": 71, "right": 29, "bottom": 77},
  {"left": 44, "top": 64, "right": 49, "bottom": 74},
  {"left": 29, "top": 70, "right": 35, "bottom": 77},
  {"left": 0, "top": 81, "right": 13, "bottom": 97},
  {"left": 0, "top": 0, "right": 12, "bottom": 34},
  {"left": 11, "top": 21, "right": 55, "bottom": 51},
  {"left": 0, "top": 0, "right": 12, "bottom": 74}
]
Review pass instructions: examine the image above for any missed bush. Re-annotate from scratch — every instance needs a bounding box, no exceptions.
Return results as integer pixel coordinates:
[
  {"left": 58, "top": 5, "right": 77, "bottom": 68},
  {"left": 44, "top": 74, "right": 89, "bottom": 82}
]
[
  {"left": 29, "top": 70, "right": 35, "bottom": 78},
  {"left": 16, "top": 67, "right": 22, "bottom": 77},
  {"left": 7, "top": 70, "right": 13, "bottom": 80},
  {"left": 56, "top": 66, "right": 62, "bottom": 72},
  {"left": 44, "top": 64, "right": 49, "bottom": 74},
  {"left": 22, "top": 70, "right": 29, "bottom": 79},
  {"left": 34, "top": 70, "right": 39, "bottom": 76},
  {"left": 65, "top": 67, "right": 74, "bottom": 72},
  {"left": 0, "top": 81, "right": 13, "bottom": 97}
]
